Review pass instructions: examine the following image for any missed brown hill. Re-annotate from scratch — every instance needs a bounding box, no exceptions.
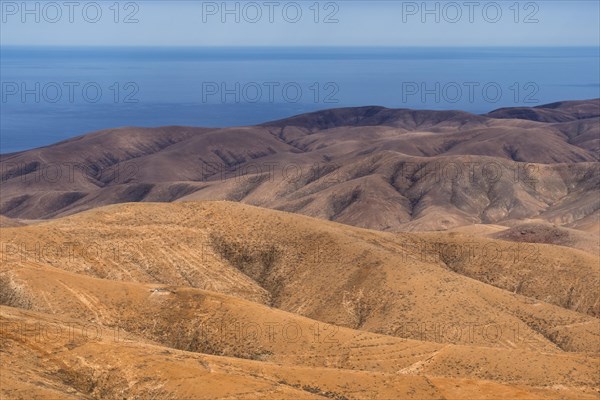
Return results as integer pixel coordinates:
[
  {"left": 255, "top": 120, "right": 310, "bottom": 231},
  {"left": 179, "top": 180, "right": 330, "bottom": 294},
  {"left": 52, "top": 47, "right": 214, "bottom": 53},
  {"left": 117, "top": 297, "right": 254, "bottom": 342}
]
[
  {"left": 487, "top": 99, "right": 600, "bottom": 123},
  {"left": 0, "top": 215, "right": 24, "bottom": 228},
  {"left": 4, "top": 306, "right": 598, "bottom": 399},
  {"left": 1, "top": 201, "right": 599, "bottom": 399},
  {"left": 490, "top": 221, "right": 600, "bottom": 255},
  {"left": 2, "top": 202, "right": 598, "bottom": 350},
  {"left": 1, "top": 100, "right": 598, "bottom": 399},
  {"left": 1, "top": 100, "right": 598, "bottom": 232}
]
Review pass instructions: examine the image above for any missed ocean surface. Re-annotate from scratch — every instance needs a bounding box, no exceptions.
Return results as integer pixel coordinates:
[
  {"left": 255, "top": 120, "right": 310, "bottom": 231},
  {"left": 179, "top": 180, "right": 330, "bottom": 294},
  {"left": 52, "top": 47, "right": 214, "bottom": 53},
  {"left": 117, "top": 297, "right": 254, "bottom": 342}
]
[{"left": 1, "top": 46, "right": 599, "bottom": 153}]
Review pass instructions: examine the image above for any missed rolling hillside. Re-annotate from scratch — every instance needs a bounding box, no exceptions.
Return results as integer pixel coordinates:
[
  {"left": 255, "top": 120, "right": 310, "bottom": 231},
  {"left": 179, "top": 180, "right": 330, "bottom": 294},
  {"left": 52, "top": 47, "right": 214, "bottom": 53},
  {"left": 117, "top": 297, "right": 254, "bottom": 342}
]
[
  {"left": 1, "top": 201, "right": 599, "bottom": 399},
  {"left": 1, "top": 100, "right": 598, "bottom": 233}
]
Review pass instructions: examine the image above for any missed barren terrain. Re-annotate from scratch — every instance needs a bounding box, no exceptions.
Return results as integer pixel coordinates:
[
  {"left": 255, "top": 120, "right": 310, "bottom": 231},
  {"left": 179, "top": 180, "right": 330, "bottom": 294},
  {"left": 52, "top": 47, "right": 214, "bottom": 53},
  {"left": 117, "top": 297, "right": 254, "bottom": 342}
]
[{"left": 1, "top": 100, "right": 598, "bottom": 399}]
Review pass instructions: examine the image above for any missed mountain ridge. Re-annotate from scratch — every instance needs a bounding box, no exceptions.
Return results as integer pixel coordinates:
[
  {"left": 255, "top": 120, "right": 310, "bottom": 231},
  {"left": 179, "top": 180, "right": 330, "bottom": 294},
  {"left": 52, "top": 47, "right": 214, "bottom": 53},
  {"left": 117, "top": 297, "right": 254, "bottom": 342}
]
[{"left": 1, "top": 99, "right": 598, "bottom": 233}]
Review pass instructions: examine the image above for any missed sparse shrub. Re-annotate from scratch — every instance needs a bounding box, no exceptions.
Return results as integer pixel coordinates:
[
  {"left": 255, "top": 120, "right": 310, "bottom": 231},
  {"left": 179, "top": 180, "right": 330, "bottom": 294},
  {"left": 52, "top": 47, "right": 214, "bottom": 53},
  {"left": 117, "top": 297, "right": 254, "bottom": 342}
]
[
  {"left": 208, "top": 233, "right": 283, "bottom": 304},
  {"left": 0, "top": 273, "right": 32, "bottom": 309},
  {"left": 342, "top": 287, "right": 371, "bottom": 329}
]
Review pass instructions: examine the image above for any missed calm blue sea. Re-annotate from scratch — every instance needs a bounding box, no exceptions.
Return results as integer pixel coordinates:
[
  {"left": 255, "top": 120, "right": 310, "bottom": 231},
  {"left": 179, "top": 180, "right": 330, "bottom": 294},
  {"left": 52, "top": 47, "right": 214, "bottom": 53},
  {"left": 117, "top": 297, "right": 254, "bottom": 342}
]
[{"left": 1, "top": 46, "right": 599, "bottom": 153}]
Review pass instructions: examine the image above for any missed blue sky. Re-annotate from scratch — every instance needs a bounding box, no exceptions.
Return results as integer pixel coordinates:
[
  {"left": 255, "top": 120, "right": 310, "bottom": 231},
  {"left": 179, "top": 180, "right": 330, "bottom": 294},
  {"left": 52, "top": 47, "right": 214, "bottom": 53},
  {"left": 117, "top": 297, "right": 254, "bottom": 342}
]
[{"left": 1, "top": 1, "right": 599, "bottom": 46}]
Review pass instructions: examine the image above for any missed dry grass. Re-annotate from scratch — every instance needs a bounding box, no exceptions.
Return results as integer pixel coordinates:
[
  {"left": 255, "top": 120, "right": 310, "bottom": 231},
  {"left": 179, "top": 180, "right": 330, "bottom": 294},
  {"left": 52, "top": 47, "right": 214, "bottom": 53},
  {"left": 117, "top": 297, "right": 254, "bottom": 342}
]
[{"left": 1, "top": 201, "right": 599, "bottom": 399}]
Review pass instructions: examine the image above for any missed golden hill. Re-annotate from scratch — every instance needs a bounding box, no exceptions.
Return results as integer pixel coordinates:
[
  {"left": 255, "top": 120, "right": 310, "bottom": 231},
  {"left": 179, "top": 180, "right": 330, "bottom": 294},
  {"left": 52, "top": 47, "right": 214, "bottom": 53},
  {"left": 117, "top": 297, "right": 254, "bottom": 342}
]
[
  {"left": 2, "top": 201, "right": 598, "bottom": 354},
  {"left": 5, "top": 305, "right": 598, "bottom": 399}
]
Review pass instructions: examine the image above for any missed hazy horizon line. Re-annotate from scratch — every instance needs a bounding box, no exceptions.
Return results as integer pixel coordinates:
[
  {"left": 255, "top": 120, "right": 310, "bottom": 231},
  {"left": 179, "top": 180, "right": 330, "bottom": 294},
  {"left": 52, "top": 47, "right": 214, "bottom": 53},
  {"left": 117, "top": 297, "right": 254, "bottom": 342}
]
[{"left": 2, "top": 44, "right": 599, "bottom": 49}]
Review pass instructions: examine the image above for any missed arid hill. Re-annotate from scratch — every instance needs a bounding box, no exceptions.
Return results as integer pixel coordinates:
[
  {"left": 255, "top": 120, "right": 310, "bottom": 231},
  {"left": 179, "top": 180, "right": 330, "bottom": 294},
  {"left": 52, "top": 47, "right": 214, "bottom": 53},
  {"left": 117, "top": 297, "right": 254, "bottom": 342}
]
[
  {"left": 2, "top": 201, "right": 599, "bottom": 346},
  {"left": 1, "top": 201, "right": 599, "bottom": 399},
  {"left": 1, "top": 99, "right": 598, "bottom": 233},
  {"left": 1, "top": 100, "right": 598, "bottom": 398},
  {"left": 4, "top": 305, "right": 598, "bottom": 399}
]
